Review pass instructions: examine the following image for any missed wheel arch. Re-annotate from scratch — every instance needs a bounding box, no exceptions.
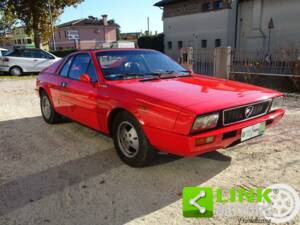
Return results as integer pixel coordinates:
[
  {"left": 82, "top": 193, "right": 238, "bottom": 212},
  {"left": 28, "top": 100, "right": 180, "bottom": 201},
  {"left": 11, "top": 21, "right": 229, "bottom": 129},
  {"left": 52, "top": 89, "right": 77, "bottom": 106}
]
[
  {"left": 38, "top": 87, "right": 55, "bottom": 106},
  {"left": 9, "top": 65, "right": 23, "bottom": 75},
  {"left": 108, "top": 108, "right": 127, "bottom": 136},
  {"left": 107, "top": 107, "right": 143, "bottom": 137},
  {"left": 39, "top": 87, "right": 47, "bottom": 97}
]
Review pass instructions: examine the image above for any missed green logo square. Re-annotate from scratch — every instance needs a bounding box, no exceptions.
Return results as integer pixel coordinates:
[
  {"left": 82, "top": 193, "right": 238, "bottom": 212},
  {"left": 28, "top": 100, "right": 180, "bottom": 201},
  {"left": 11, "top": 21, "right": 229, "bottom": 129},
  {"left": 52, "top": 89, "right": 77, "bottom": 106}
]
[{"left": 183, "top": 187, "right": 214, "bottom": 218}]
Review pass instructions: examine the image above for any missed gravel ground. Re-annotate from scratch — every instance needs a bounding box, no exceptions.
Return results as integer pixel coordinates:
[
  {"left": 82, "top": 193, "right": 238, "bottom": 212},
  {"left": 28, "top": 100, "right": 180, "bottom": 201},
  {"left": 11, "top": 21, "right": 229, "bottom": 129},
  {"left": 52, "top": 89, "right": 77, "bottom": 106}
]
[{"left": 0, "top": 78, "right": 299, "bottom": 225}]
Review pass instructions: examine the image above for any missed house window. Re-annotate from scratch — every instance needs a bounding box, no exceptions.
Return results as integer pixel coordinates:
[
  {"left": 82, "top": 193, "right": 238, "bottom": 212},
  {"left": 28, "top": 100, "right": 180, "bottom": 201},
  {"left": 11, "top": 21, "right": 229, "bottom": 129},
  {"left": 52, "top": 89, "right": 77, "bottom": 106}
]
[
  {"left": 27, "top": 39, "right": 32, "bottom": 44},
  {"left": 214, "top": 0, "right": 224, "bottom": 10},
  {"left": 168, "top": 41, "right": 172, "bottom": 50},
  {"left": 178, "top": 41, "right": 183, "bottom": 49},
  {"left": 202, "top": 2, "right": 213, "bottom": 12},
  {"left": 215, "top": 39, "right": 221, "bottom": 47},
  {"left": 58, "top": 31, "right": 61, "bottom": 39},
  {"left": 201, "top": 39, "right": 207, "bottom": 48},
  {"left": 64, "top": 31, "right": 67, "bottom": 38}
]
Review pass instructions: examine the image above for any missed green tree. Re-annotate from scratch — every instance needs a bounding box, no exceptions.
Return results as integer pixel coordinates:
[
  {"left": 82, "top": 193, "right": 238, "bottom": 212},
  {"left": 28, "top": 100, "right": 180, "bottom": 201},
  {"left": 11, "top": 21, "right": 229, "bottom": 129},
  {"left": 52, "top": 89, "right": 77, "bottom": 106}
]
[
  {"left": 0, "top": 8, "right": 15, "bottom": 37},
  {"left": 1, "top": 0, "right": 83, "bottom": 48}
]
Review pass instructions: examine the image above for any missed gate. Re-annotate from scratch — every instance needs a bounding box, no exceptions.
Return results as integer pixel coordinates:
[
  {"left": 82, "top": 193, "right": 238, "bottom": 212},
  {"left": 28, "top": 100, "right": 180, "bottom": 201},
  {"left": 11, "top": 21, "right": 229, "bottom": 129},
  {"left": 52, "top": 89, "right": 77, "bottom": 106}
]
[{"left": 192, "top": 48, "right": 215, "bottom": 76}]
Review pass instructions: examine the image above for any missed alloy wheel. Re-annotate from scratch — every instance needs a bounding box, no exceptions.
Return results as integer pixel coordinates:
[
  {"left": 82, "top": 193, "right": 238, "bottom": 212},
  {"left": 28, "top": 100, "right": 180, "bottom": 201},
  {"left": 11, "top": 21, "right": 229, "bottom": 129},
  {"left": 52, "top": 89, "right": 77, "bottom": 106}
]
[
  {"left": 42, "top": 96, "right": 51, "bottom": 119},
  {"left": 117, "top": 121, "right": 140, "bottom": 158}
]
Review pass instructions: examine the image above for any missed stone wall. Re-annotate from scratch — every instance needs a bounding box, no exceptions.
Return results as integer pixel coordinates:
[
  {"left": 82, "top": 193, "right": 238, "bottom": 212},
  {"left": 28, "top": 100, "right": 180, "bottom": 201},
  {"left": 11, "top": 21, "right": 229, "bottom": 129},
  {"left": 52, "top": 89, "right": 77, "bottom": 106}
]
[{"left": 230, "top": 73, "right": 300, "bottom": 92}]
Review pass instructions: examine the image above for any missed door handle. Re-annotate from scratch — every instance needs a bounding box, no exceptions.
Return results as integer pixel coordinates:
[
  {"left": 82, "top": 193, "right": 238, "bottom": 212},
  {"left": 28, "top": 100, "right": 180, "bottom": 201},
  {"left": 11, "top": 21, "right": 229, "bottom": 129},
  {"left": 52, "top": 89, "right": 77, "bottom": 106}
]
[{"left": 61, "top": 82, "right": 68, "bottom": 88}]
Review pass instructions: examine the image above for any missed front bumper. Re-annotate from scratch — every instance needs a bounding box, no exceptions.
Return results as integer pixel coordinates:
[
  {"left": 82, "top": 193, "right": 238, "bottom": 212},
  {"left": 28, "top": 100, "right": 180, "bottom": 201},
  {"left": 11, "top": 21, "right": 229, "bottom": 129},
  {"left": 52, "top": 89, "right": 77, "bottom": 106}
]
[{"left": 144, "top": 109, "right": 285, "bottom": 157}]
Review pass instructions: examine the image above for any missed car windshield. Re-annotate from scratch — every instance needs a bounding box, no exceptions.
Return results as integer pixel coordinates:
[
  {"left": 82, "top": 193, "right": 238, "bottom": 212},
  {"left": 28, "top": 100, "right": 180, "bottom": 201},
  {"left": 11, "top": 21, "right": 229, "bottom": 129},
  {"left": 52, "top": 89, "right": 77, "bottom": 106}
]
[{"left": 96, "top": 50, "right": 188, "bottom": 80}]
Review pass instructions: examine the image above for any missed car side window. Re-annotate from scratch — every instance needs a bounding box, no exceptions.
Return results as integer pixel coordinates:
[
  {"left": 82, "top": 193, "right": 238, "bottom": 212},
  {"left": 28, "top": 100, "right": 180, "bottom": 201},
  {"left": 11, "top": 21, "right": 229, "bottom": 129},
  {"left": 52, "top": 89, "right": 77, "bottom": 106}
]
[
  {"left": 68, "top": 54, "right": 90, "bottom": 80},
  {"left": 59, "top": 57, "right": 74, "bottom": 77},
  {"left": 7, "top": 49, "right": 22, "bottom": 57},
  {"left": 44, "top": 52, "right": 55, "bottom": 59},
  {"left": 87, "top": 60, "right": 98, "bottom": 82},
  {"left": 22, "top": 49, "right": 33, "bottom": 58},
  {"left": 0, "top": 50, "right": 7, "bottom": 56},
  {"left": 31, "top": 50, "right": 47, "bottom": 59}
]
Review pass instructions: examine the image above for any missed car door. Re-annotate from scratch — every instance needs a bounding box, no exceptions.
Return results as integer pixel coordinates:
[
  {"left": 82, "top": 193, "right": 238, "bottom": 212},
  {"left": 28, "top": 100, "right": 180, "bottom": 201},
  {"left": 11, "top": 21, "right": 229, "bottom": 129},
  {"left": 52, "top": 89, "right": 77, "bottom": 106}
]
[
  {"left": 8, "top": 49, "right": 37, "bottom": 72},
  {"left": 63, "top": 53, "right": 100, "bottom": 130},
  {"left": 50, "top": 56, "right": 75, "bottom": 116},
  {"left": 30, "top": 49, "right": 53, "bottom": 72}
]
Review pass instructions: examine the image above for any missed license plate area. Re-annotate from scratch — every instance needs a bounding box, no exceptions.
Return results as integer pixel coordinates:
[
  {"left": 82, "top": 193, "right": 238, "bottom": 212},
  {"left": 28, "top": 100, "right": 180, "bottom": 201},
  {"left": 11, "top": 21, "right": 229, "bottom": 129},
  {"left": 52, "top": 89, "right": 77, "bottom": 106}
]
[{"left": 241, "top": 122, "right": 266, "bottom": 142}]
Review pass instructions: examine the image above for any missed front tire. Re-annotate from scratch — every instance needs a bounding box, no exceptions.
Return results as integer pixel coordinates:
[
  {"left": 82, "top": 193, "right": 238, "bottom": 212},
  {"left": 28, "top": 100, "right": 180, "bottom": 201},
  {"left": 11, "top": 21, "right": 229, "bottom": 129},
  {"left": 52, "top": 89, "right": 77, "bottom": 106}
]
[
  {"left": 10, "top": 66, "right": 23, "bottom": 76},
  {"left": 112, "top": 111, "right": 157, "bottom": 167},
  {"left": 40, "top": 91, "right": 61, "bottom": 124}
]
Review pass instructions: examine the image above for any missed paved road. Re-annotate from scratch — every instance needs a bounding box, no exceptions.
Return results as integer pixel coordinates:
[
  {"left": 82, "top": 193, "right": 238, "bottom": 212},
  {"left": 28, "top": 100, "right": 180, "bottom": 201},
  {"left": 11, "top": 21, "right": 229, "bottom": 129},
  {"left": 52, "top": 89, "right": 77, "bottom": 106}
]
[{"left": 0, "top": 78, "right": 299, "bottom": 225}]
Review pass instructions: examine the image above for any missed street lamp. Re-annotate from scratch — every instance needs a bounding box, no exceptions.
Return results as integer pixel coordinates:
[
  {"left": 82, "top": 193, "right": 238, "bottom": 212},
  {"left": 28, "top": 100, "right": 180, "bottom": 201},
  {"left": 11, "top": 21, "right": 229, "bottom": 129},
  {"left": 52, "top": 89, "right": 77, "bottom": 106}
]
[{"left": 48, "top": 0, "right": 56, "bottom": 51}]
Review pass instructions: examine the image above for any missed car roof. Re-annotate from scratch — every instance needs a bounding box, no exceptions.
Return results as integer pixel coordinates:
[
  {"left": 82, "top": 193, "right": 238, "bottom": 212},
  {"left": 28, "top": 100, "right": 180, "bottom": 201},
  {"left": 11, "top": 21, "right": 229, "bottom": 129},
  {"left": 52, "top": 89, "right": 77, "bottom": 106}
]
[
  {"left": 83, "top": 48, "right": 159, "bottom": 54},
  {"left": 14, "top": 48, "right": 43, "bottom": 50},
  {"left": 61, "top": 48, "right": 161, "bottom": 59}
]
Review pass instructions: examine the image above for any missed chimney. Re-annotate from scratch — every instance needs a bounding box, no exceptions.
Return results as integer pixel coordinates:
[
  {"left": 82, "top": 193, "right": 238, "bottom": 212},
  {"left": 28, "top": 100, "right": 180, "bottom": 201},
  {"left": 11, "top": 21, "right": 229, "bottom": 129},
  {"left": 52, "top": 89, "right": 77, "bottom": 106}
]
[{"left": 102, "top": 14, "right": 108, "bottom": 26}]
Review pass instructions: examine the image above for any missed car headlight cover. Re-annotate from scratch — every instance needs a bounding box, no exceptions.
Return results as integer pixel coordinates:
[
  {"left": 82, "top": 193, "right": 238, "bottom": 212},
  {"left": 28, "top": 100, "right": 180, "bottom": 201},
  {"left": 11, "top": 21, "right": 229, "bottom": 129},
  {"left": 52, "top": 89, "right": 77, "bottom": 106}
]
[
  {"left": 191, "top": 113, "right": 219, "bottom": 133},
  {"left": 270, "top": 96, "right": 284, "bottom": 112}
]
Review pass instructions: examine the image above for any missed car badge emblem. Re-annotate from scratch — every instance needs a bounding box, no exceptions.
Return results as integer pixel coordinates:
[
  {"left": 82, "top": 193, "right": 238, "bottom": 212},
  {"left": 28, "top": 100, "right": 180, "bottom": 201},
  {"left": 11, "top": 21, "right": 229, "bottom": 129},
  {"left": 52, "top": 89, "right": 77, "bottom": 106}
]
[{"left": 245, "top": 106, "right": 254, "bottom": 118}]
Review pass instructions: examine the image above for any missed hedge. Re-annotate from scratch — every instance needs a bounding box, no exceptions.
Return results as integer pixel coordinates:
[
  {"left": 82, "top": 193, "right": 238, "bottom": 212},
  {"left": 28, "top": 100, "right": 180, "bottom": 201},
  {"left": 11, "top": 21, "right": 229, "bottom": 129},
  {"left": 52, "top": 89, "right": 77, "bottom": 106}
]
[
  {"left": 50, "top": 49, "right": 77, "bottom": 58},
  {"left": 137, "top": 34, "right": 164, "bottom": 53}
]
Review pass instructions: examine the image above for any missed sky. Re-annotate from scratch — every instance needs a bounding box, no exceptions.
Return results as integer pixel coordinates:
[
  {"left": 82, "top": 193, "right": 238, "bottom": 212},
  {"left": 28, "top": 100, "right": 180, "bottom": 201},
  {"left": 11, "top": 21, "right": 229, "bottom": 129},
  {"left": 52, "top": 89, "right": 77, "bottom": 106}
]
[{"left": 59, "top": 0, "right": 164, "bottom": 34}]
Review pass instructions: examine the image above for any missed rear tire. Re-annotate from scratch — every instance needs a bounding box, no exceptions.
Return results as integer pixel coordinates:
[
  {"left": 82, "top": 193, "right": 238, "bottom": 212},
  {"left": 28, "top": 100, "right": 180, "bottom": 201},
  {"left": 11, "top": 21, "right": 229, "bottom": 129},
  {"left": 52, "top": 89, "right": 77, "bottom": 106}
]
[
  {"left": 112, "top": 111, "right": 157, "bottom": 167},
  {"left": 40, "top": 91, "right": 61, "bottom": 124},
  {"left": 9, "top": 66, "right": 22, "bottom": 76}
]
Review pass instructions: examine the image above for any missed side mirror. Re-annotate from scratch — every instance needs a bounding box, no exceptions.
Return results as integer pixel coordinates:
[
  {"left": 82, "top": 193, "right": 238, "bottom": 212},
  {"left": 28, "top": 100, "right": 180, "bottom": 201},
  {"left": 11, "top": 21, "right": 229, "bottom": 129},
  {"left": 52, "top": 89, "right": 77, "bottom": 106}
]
[{"left": 80, "top": 73, "right": 91, "bottom": 83}]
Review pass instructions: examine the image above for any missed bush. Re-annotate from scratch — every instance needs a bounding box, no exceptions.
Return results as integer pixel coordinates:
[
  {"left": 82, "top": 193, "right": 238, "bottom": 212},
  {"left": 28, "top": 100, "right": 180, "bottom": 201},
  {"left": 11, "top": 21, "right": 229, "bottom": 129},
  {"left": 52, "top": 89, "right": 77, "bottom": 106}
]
[
  {"left": 138, "top": 33, "right": 164, "bottom": 53},
  {"left": 50, "top": 49, "right": 77, "bottom": 58}
]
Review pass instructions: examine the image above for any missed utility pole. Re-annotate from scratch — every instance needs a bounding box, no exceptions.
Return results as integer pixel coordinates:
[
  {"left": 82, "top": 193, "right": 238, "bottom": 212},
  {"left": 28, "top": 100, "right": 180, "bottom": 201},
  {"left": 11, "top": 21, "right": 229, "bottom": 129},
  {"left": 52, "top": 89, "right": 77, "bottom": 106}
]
[
  {"left": 147, "top": 17, "right": 150, "bottom": 36},
  {"left": 48, "top": 0, "right": 56, "bottom": 51}
]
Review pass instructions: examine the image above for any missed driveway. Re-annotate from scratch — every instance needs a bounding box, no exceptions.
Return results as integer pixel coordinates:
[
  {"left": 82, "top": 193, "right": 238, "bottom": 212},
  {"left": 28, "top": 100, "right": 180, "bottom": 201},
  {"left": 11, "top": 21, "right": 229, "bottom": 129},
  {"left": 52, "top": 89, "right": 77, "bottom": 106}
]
[{"left": 0, "top": 78, "right": 299, "bottom": 225}]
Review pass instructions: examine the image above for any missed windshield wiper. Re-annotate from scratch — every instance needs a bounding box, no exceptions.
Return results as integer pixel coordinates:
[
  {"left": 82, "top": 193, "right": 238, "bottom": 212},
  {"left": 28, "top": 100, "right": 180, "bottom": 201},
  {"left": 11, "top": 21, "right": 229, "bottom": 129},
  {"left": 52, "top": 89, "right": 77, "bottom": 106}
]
[
  {"left": 146, "top": 71, "right": 177, "bottom": 78},
  {"left": 178, "top": 70, "right": 192, "bottom": 74},
  {"left": 147, "top": 70, "right": 192, "bottom": 78},
  {"left": 141, "top": 70, "right": 193, "bottom": 82},
  {"left": 176, "top": 70, "right": 193, "bottom": 77},
  {"left": 105, "top": 73, "right": 145, "bottom": 80}
]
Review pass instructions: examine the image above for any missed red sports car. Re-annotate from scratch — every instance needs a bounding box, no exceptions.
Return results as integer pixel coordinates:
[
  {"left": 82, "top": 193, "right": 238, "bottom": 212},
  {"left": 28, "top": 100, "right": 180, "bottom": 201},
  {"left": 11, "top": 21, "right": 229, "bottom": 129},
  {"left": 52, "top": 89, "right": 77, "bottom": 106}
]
[{"left": 36, "top": 49, "right": 285, "bottom": 167}]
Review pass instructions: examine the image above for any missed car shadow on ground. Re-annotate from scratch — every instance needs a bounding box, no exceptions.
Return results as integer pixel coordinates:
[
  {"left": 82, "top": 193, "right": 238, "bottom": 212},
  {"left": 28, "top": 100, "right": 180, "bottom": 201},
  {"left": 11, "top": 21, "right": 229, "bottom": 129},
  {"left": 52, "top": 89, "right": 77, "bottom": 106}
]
[{"left": 0, "top": 116, "right": 231, "bottom": 225}]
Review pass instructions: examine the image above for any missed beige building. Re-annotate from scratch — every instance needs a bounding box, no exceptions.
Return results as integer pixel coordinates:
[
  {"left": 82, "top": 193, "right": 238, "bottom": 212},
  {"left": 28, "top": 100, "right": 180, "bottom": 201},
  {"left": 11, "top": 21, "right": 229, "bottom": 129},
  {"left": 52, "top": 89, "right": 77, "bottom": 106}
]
[{"left": 155, "top": 0, "right": 300, "bottom": 59}]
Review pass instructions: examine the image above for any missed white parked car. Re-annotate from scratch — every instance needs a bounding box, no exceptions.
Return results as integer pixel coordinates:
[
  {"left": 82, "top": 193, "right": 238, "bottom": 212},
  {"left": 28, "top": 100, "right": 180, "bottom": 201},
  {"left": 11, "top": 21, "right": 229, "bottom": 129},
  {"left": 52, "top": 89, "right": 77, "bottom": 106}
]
[
  {"left": 0, "top": 48, "right": 8, "bottom": 57},
  {"left": 0, "top": 48, "right": 61, "bottom": 76}
]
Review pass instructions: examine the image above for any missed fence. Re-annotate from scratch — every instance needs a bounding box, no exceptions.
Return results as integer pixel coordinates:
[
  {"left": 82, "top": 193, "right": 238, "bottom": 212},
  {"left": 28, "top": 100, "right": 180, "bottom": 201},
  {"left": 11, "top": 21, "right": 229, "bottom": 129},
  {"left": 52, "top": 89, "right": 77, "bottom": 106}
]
[
  {"left": 179, "top": 47, "right": 300, "bottom": 91},
  {"left": 192, "top": 48, "right": 215, "bottom": 76},
  {"left": 180, "top": 47, "right": 300, "bottom": 77},
  {"left": 231, "top": 49, "right": 300, "bottom": 76},
  {"left": 50, "top": 40, "right": 115, "bottom": 51}
]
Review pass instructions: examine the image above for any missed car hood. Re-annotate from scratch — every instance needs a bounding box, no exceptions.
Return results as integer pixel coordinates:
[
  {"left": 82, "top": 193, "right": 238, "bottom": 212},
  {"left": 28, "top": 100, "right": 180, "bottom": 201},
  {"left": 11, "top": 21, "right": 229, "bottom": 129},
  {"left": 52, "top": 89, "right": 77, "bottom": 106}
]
[{"left": 111, "top": 75, "right": 282, "bottom": 114}]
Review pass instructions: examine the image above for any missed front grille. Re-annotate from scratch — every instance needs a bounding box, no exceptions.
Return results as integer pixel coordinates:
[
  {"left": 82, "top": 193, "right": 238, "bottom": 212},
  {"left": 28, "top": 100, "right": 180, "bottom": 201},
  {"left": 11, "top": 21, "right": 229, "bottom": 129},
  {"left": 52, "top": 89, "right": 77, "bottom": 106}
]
[{"left": 223, "top": 100, "right": 271, "bottom": 126}]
